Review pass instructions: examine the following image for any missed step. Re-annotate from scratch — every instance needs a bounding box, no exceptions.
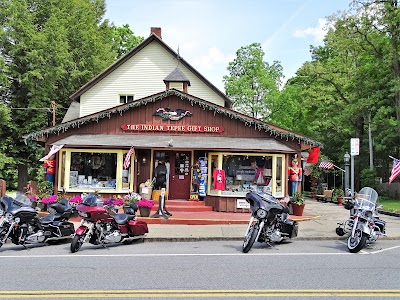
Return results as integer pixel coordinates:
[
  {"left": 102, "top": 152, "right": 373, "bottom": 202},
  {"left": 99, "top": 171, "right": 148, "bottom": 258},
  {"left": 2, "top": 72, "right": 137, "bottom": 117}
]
[
  {"left": 154, "top": 199, "right": 206, "bottom": 206},
  {"left": 157, "top": 205, "right": 213, "bottom": 212}
]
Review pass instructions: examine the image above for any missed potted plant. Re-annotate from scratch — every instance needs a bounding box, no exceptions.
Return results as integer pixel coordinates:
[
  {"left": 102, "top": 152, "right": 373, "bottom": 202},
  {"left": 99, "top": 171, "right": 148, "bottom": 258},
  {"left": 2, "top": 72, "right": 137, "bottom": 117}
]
[
  {"left": 137, "top": 198, "right": 154, "bottom": 217},
  {"left": 291, "top": 192, "right": 305, "bottom": 216},
  {"left": 333, "top": 188, "right": 344, "bottom": 205},
  {"left": 28, "top": 195, "right": 39, "bottom": 209},
  {"left": 123, "top": 192, "right": 141, "bottom": 213}
]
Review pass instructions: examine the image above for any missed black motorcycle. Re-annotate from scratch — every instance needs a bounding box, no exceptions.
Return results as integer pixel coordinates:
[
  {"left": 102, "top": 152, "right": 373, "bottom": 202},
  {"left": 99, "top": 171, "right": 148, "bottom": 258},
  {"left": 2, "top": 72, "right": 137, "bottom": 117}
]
[
  {"left": 242, "top": 191, "right": 298, "bottom": 253},
  {"left": 0, "top": 193, "right": 75, "bottom": 249}
]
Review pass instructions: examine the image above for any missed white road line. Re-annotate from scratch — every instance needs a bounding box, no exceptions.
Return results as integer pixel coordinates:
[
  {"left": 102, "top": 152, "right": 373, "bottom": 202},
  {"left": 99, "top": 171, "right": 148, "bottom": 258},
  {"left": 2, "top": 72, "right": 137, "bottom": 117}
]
[
  {"left": 370, "top": 245, "right": 400, "bottom": 254},
  {"left": 0, "top": 252, "right": 353, "bottom": 258}
]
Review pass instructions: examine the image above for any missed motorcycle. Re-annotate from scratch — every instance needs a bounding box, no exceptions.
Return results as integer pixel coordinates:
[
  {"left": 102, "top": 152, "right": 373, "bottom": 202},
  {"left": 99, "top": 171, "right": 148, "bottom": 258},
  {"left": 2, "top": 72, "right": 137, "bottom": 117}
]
[
  {"left": 0, "top": 193, "right": 75, "bottom": 249},
  {"left": 242, "top": 191, "right": 298, "bottom": 253},
  {"left": 70, "top": 193, "right": 148, "bottom": 253},
  {"left": 335, "top": 187, "right": 386, "bottom": 253}
]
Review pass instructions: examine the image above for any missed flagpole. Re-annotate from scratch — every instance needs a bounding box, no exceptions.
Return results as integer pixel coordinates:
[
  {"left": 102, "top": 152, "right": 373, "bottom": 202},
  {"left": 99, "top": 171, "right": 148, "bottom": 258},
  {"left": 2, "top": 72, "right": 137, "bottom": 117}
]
[{"left": 389, "top": 156, "right": 399, "bottom": 160}]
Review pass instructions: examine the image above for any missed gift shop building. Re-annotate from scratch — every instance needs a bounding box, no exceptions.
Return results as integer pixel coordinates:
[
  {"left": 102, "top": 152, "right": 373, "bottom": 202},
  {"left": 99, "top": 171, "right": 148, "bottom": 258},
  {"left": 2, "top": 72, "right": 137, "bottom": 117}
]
[{"left": 26, "top": 28, "right": 321, "bottom": 212}]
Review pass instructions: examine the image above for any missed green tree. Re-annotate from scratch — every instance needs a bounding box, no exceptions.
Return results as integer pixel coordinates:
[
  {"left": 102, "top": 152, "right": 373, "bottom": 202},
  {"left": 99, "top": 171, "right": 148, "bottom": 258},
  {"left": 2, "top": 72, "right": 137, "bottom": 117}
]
[
  {"left": 111, "top": 24, "right": 144, "bottom": 59},
  {"left": 281, "top": 1, "right": 399, "bottom": 188},
  {"left": 0, "top": 0, "right": 117, "bottom": 190},
  {"left": 223, "top": 43, "right": 283, "bottom": 120}
]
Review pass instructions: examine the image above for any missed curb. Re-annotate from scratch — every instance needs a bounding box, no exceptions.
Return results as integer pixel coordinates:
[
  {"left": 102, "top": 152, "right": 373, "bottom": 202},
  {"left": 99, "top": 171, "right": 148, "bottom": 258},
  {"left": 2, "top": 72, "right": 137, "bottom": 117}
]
[
  {"left": 143, "top": 235, "right": 400, "bottom": 242},
  {"left": 378, "top": 210, "right": 400, "bottom": 218}
]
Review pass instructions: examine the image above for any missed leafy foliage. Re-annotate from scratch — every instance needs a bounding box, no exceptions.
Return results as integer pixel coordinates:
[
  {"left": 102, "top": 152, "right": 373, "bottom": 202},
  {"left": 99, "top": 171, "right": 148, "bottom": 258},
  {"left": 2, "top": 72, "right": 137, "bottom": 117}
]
[
  {"left": 223, "top": 43, "right": 283, "bottom": 120},
  {"left": 0, "top": 0, "right": 142, "bottom": 190}
]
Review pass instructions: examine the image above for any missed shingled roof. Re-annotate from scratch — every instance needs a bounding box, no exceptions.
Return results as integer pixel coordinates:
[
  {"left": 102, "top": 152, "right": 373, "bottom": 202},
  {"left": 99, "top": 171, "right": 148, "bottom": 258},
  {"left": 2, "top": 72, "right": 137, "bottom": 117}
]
[{"left": 164, "top": 67, "right": 191, "bottom": 85}]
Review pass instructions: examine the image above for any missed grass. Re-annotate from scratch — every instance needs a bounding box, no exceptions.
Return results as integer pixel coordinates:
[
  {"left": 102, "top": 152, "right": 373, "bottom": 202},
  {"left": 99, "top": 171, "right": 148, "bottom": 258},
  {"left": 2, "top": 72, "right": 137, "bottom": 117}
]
[{"left": 378, "top": 197, "right": 400, "bottom": 213}]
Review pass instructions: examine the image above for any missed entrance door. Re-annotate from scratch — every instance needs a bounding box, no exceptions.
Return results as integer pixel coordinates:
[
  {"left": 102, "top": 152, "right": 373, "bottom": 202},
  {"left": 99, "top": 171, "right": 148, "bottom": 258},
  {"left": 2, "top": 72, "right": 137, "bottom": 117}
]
[{"left": 169, "top": 151, "right": 191, "bottom": 200}]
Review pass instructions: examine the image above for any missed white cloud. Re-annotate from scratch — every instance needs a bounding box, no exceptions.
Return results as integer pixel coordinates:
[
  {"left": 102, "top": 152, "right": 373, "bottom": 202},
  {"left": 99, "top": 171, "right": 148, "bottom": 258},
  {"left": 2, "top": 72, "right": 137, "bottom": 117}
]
[
  {"left": 195, "top": 47, "right": 235, "bottom": 70},
  {"left": 293, "top": 18, "right": 330, "bottom": 43}
]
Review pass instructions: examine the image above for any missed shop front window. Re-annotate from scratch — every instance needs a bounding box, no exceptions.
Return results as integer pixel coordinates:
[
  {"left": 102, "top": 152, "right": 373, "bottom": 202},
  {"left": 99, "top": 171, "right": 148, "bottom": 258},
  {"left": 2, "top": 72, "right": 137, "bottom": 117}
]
[
  {"left": 69, "top": 152, "right": 118, "bottom": 190},
  {"left": 208, "top": 153, "right": 285, "bottom": 198}
]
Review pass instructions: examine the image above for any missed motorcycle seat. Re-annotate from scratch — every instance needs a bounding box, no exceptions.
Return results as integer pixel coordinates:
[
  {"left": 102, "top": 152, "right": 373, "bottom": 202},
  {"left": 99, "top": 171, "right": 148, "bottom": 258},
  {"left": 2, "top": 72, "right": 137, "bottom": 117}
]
[{"left": 113, "top": 213, "right": 136, "bottom": 225}]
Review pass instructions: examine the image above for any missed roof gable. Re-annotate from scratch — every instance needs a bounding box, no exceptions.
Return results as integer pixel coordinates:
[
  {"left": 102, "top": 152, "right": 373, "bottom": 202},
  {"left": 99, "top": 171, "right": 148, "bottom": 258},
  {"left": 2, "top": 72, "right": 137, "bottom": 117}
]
[{"left": 70, "top": 33, "right": 231, "bottom": 106}]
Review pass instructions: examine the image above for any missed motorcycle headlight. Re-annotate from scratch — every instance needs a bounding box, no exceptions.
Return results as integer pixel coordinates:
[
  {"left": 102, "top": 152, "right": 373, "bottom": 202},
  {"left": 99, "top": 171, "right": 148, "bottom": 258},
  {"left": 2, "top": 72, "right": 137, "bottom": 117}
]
[
  {"left": 14, "top": 217, "right": 20, "bottom": 223},
  {"left": 5, "top": 213, "right": 13, "bottom": 221},
  {"left": 256, "top": 209, "right": 267, "bottom": 218},
  {"left": 364, "top": 210, "right": 373, "bottom": 218}
]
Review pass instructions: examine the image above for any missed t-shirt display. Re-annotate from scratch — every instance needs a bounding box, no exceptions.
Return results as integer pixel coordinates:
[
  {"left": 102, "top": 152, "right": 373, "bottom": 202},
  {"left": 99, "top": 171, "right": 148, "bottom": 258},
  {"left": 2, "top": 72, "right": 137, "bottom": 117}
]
[{"left": 210, "top": 155, "right": 276, "bottom": 196}]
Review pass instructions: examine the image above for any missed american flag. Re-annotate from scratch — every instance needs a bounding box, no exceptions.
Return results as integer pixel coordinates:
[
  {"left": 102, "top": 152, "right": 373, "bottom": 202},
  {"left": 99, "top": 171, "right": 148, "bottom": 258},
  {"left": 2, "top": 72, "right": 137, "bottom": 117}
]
[
  {"left": 319, "top": 160, "right": 334, "bottom": 169},
  {"left": 123, "top": 146, "right": 135, "bottom": 170},
  {"left": 389, "top": 158, "right": 400, "bottom": 184}
]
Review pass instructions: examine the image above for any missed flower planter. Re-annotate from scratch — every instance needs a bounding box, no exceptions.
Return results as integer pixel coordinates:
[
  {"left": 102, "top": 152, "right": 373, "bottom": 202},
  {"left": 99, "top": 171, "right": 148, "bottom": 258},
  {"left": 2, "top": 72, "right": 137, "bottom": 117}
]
[
  {"left": 37, "top": 203, "right": 48, "bottom": 212},
  {"left": 291, "top": 203, "right": 305, "bottom": 216},
  {"left": 139, "top": 207, "right": 151, "bottom": 217}
]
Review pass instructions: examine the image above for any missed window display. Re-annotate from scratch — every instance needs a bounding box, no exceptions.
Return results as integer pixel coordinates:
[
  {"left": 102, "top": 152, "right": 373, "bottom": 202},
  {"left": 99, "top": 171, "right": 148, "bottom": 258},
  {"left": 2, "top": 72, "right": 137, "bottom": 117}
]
[
  {"left": 68, "top": 152, "right": 117, "bottom": 190},
  {"left": 209, "top": 153, "right": 285, "bottom": 197}
]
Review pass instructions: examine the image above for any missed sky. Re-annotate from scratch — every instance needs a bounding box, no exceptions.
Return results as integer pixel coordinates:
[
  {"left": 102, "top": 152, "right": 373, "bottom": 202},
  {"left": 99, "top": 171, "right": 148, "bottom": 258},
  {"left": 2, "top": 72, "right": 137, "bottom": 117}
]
[{"left": 104, "top": 0, "right": 352, "bottom": 91}]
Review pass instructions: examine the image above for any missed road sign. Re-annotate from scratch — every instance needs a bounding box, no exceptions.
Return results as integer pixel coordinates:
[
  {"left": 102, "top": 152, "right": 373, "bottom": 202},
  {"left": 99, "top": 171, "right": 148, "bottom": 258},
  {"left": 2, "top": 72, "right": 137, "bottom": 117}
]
[{"left": 350, "top": 138, "right": 360, "bottom": 156}]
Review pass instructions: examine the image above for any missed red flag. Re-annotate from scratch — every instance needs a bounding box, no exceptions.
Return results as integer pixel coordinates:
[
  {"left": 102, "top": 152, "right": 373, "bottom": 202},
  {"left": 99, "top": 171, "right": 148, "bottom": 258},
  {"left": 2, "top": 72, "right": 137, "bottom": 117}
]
[
  {"left": 306, "top": 147, "right": 320, "bottom": 164},
  {"left": 389, "top": 158, "right": 400, "bottom": 184},
  {"left": 319, "top": 161, "right": 334, "bottom": 169},
  {"left": 123, "top": 146, "right": 135, "bottom": 169}
]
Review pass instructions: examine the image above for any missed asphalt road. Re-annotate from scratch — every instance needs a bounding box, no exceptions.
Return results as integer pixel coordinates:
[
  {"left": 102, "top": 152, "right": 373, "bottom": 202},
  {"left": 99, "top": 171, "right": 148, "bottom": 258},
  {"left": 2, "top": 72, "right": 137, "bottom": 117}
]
[{"left": 0, "top": 239, "right": 400, "bottom": 299}]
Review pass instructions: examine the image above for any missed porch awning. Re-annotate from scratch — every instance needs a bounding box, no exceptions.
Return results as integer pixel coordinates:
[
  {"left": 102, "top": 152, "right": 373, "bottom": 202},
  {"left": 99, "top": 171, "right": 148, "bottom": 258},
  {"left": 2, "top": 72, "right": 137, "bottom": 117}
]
[{"left": 52, "top": 134, "right": 296, "bottom": 153}]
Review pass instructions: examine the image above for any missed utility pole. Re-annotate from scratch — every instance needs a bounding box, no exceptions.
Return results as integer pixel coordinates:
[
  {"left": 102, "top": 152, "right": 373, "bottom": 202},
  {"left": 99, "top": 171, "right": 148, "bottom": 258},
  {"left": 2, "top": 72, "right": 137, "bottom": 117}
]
[
  {"left": 368, "top": 112, "right": 374, "bottom": 170},
  {"left": 51, "top": 101, "right": 56, "bottom": 126}
]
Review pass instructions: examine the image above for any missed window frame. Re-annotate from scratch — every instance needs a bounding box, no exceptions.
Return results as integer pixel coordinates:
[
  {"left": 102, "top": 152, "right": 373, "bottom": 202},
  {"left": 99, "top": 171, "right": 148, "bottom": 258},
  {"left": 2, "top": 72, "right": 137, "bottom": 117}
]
[{"left": 57, "top": 148, "right": 134, "bottom": 193}]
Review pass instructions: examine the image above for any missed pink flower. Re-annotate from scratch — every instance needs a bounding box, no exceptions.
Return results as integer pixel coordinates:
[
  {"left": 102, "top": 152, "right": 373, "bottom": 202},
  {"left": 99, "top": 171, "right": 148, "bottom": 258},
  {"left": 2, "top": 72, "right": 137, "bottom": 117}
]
[
  {"left": 41, "top": 195, "right": 58, "bottom": 204},
  {"left": 69, "top": 195, "right": 83, "bottom": 204},
  {"left": 137, "top": 198, "right": 154, "bottom": 209},
  {"left": 28, "top": 195, "right": 39, "bottom": 202}
]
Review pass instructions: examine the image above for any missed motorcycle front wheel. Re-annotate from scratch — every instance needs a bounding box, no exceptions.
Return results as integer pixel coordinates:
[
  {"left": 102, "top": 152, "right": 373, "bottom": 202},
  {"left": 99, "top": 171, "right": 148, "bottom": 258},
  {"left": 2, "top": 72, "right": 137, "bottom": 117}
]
[
  {"left": 70, "top": 234, "right": 85, "bottom": 253},
  {"left": 347, "top": 229, "right": 367, "bottom": 253},
  {"left": 0, "top": 226, "right": 8, "bottom": 248},
  {"left": 242, "top": 223, "right": 260, "bottom": 253}
]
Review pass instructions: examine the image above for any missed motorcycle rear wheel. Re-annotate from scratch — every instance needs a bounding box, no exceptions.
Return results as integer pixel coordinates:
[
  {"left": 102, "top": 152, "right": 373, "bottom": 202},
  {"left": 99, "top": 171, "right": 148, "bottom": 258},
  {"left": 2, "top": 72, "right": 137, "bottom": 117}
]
[
  {"left": 242, "top": 223, "right": 259, "bottom": 253},
  {"left": 70, "top": 235, "right": 84, "bottom": 253},
  {"left": 347, "top": 229, "right": 367, "bottom": 253}
]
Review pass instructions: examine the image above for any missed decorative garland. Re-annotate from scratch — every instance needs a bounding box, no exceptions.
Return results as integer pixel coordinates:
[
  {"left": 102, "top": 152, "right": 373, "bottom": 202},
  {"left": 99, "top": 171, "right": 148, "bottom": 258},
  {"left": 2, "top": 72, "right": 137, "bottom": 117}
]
[{"left": 24, "top": 89, "right": 322, "bottom": 147}]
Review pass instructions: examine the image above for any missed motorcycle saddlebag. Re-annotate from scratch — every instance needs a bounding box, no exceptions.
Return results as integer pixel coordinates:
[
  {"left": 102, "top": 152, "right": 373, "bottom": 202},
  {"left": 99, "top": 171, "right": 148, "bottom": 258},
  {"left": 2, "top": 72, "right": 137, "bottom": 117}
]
[
  {"left": 128, "top": 220, "right": 149, "bottom": 235},
  {"left": 281, "top": 219, "right": 298, "bottom": 238},
  {"left": 374, "top": 218, "right": 386, "bottom": 233},
  {"left": 43, "top": 221, "right": 75, "bottom": 236}
]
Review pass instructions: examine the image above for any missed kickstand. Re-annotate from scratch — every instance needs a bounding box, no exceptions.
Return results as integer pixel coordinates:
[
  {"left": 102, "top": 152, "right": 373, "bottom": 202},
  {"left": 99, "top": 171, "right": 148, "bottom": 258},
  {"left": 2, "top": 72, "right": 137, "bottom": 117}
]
[
  {"left": 266, "top": 241, "right": 279, "bottom": 250},
  {"left": 100, "top": 243, "right": 109, "bottom": 250}
]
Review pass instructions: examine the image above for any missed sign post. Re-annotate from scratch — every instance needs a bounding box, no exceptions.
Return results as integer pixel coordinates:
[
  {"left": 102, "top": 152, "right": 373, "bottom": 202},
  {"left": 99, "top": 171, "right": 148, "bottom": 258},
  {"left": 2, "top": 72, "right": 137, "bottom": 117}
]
[{"left": 350, "top": 138, "right": 360, "bottom": 197}]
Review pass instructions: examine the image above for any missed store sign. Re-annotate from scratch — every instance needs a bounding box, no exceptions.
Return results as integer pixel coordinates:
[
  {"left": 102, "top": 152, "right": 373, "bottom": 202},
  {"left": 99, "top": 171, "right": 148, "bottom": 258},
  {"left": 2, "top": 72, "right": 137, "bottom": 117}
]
[
  {"left": 237, "top": 198, "right": 250, "bottom": 209},
  {"left": 121, "top": 124, "right": 224, "bottom": 133}
]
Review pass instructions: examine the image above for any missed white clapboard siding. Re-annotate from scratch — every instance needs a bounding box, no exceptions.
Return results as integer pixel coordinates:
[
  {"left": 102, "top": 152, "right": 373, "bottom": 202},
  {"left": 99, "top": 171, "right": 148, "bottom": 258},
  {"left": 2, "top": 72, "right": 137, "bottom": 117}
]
[{"left": 80, "top": 41, "right": 226, "bottom": 117}]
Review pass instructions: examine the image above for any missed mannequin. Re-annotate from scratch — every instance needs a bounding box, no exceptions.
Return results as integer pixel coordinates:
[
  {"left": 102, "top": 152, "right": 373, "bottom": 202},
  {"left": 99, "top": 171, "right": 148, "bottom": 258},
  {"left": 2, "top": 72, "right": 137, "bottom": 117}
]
[
  {"left": 154, "top": 160, "right": 167, "bottom": 190},
  {"left": 44, "top": 155, "right": 56, "bottom": 183},
  {"left": 288, "top": 157, "right": 302, "bottom": 196}
]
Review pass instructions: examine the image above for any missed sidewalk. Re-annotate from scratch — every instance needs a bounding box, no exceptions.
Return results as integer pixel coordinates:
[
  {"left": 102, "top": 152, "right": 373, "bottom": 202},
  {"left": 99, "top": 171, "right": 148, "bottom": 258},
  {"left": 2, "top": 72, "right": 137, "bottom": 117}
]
[{"left": 71, "top": 198, "right": 400, "bottom": 241}]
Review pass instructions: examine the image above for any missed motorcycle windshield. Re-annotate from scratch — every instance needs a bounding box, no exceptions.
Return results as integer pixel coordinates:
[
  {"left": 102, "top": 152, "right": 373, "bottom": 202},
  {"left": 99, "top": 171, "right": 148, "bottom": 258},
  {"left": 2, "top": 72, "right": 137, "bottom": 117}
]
[
  {"left": 356, "top": 187, "right": 378, "bottom": 209},
  {"left": 0, "top": 193, "right": 33, "bottom": 212},
  {"left": 257, "top": 192, "right": 279, "bottom": 205},
  {"left": 81, "top": 193, "right": 104, "bottom": 207},
  {"left": 14, "top": 193, "right": 33, "bottom": 207}
]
